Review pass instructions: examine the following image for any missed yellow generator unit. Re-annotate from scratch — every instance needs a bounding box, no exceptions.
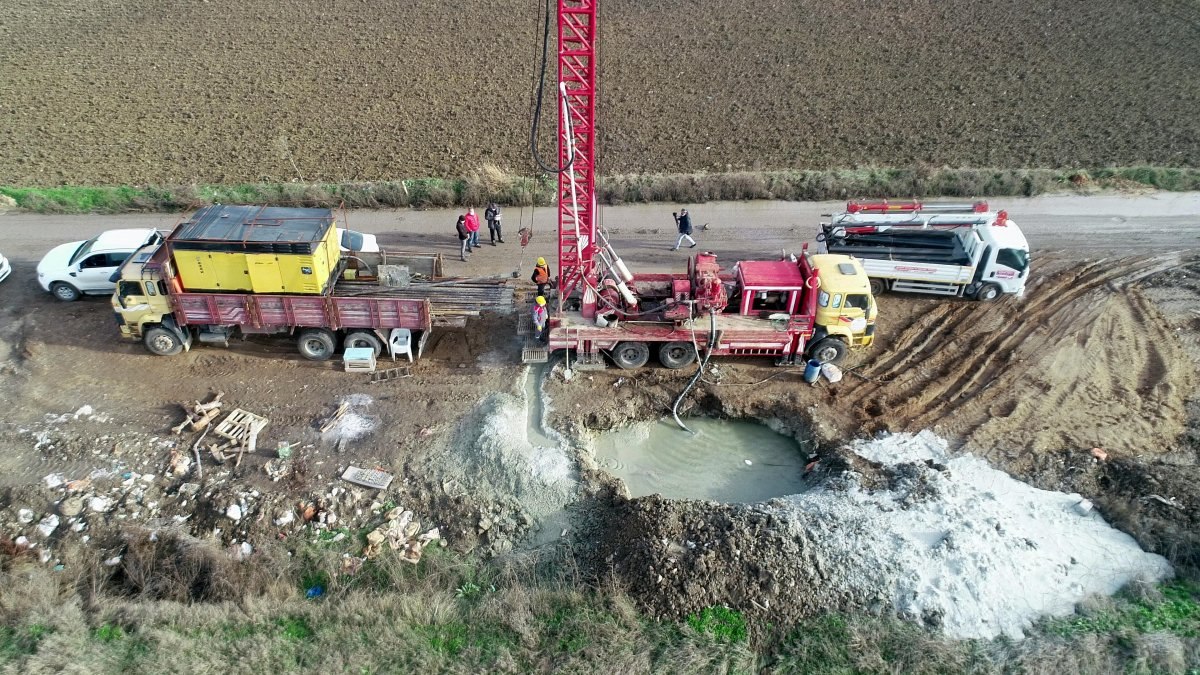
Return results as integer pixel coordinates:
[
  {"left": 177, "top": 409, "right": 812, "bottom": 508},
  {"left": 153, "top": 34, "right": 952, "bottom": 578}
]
[{"left": 167, "top": 206, "right": 342, "bottom": 295}]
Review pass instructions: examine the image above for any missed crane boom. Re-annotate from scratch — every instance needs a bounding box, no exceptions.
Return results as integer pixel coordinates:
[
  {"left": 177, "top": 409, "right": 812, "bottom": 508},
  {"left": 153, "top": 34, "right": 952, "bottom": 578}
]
[{"left": 556, "top": 0, "right": 598, "bottom": 315}]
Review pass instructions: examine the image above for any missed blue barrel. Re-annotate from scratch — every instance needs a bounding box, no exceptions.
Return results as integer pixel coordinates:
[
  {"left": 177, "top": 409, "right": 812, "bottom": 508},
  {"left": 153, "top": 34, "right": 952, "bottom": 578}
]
[{"left": 804, "top": 359, "right": 822, "bottom": 383}]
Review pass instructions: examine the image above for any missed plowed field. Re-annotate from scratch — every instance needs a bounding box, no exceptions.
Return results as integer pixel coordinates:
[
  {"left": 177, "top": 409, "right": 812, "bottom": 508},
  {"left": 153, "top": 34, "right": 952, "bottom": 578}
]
[{"left": 1, "top": 0, "right": 1198, "bottom": 186}]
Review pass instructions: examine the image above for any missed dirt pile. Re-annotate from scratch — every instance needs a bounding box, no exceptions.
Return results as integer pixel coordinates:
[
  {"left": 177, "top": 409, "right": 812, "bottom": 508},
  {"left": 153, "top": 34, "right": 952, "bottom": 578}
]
[
  {"left": 2, "top": 0, "right": 1199, "bottom": 184},
  {"left": 585, "top": 431, "right": 1172, "bottom": 639},
  {"left": 434, "top": 390, "right": 579, "bottom": 555}
]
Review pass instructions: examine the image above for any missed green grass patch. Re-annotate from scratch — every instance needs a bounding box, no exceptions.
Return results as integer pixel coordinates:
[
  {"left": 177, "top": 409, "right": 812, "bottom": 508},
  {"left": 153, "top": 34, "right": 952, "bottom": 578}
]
[
  {"left": 1043, "top": 579, "right": 1200, "bottom": 639},
  {"left": 3, "top": 165, "right": 1197, "bottom": 214},
  {"left": 93, "top": 623, "right": 126, "bottom": 643},
  {"left": 538, "top": 603, "right": 595, "bottom": 654},
  {"left": 418, "top": 621, "right": 519, "bottom": 659},
  {"left": 0, "top": 624, "right": 52, "bottom": 660},
  {"left": 277, "top": 616, "right": 314, "bottom": 641},
  {"left": 687, "top": 605, "right": 749, "bottom": 644}
]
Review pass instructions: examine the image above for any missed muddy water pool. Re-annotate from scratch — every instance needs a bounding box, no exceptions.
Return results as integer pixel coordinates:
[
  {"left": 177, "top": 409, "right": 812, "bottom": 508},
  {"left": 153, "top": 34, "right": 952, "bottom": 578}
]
[{"left": 592, "top": 417, "right": 809, "bottom": 503}]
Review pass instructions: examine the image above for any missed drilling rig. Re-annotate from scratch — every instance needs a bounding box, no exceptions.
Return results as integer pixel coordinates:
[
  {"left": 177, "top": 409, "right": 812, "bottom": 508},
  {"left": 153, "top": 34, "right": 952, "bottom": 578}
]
[{"left": 524, "top": 0, "right": 876, "bottom": 369}]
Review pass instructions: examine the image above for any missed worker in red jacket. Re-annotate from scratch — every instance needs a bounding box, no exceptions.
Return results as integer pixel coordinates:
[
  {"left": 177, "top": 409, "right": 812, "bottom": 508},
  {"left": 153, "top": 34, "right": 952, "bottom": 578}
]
[
  {"left": 532, "top": 296, "right": 549, "bottom": 343},
  {"left": 531, "top": 257, "right": 551, "bottom": 297},
  {"left": 464, "top": 207, "right": 481, "bottom": 249}
]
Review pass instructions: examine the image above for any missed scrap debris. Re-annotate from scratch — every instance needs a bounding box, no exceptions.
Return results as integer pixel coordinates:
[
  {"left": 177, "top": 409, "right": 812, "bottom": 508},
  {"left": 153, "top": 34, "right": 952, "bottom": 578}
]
[
  {"left": 363, "top": 506, "right": 441, "bottom": 563},
  {"left": 342, "top": 466, "right": 394, "bottom": 490},
  {"left": 319, "top": 403, "right": 350, "bottom": 433},
  {"left": 171, "top": 391, "right": 225, "bottom": 435}
]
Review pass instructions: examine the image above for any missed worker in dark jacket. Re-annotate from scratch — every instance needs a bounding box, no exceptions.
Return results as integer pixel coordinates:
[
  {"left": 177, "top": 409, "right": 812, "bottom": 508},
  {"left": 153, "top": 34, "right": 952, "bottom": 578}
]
[
  {"left": 672, "top": 208, "right": 697, "bottom": 250},
  {"left": 455, "top": 215, "right": 470, "bottom": 262},
  {"left": 531, "top": 257, "right": 551, "bottom": 297},
  {"left": 485, "top": 202, "right": 505, "bottom": 245},
  {"left": 532, "top": 295, "right": 549, "bottom": 343}
]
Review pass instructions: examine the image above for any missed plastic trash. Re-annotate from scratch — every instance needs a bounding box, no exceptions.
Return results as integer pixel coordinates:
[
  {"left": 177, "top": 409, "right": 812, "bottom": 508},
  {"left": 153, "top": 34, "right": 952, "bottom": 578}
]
[
  {"left": 820, "top": 363, "right": 843, "bottom": 383},
  {"left": 305, "top": 585, "right": 325, "bottom": 599}
]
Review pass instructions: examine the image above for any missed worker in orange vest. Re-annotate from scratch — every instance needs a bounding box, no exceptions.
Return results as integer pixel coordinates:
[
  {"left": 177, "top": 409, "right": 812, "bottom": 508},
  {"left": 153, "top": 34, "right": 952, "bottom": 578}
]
[
  {"left": 532, "top": 296, "right": 549, "bottom": 343},
  {"left": 531, "top": 257, "right": 551, "bottom": 297}
]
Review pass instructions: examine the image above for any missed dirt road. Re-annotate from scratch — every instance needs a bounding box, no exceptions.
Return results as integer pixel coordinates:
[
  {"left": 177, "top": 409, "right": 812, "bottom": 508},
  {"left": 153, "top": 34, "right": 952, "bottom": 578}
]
[{"left": 2, "top": 192, "right": 1198, "bottom": 276}]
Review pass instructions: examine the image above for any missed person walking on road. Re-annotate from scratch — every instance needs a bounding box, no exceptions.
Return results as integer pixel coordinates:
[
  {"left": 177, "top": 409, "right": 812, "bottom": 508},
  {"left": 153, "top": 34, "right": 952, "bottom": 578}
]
[
  {"left": 455, "top": 215, "right": 470, "bottom": 262},
  {"left": 672, "top": 208, "right": 697, "bottom": 250},
  {"left": 485, "top": 202, "right": 505, "bottom": 245},
  {"left": 465, "top": 207, "right": 481, "bottom": 249},
  {"left": 532, "top": 296, "right": 549, "bottom": 343},
  {"left": 531, "top": 257, "right": 551, "bottom": 298}
]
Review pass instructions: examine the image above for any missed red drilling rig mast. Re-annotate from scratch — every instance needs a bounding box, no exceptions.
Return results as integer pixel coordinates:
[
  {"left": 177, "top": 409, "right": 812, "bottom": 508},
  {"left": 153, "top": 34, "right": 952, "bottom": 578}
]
[{"left": 555, "top": 0, "right": 598, "bottom": 317}]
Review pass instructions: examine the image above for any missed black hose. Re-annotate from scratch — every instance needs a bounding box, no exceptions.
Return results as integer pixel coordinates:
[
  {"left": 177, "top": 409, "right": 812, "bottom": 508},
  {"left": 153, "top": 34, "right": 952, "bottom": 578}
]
[
  {"left": 529, "top": 0, "right": 574, "bottom": 174},
  {"left": 672, "top": 310, "right": 717, "bottom": 433}
]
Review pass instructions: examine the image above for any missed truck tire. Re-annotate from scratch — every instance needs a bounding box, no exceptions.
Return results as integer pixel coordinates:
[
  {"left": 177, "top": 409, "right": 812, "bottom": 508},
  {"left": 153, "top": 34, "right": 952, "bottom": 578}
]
[
  {"left": 868, "top": 278, "right": 887, "bottom": 296},
  {"left": 50, "top": 282, "right": 80, "bottom": 302},
  {"left": 658, "top": 341, "right": 697, "bottom": 369},
  {"left": 143, "top": 326, "right": 184, "bottom": 356},
  {"left": 976, "top": 282, "right": 1001, "bottom": 302},
  {"left": 297, "top": 328, "right": 337, "bottom": 361},
  {"left": 343, "top": 330, "right": 383, "bottom": 357},
  {"left": 611, "top": 341, "right": 650, "bottom": 370},
  {"left": 808, "top": 337, "right": 848, "bottom": 365}
]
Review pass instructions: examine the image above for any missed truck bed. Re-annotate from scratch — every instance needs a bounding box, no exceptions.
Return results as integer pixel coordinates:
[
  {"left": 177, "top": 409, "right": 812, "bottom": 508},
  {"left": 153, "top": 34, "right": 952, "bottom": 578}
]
[{"left": 172, "top": 292, "right": 431, "bottom": 333}]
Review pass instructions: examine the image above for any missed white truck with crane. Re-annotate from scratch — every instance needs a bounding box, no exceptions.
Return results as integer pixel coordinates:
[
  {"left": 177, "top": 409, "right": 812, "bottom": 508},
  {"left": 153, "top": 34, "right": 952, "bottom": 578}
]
[
  {"left": 817, "top": 200, "right": 1031, "bottom": 301},
  {"left": 521, "top": 0, "right": 877, "bottom": 370}
]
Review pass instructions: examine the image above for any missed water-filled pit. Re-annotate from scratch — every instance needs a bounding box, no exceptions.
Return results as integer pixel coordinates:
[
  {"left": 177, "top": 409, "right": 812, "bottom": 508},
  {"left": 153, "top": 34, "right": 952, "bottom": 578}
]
[{"left": 592, "top": 417, "right": 810, "bottom": 502}]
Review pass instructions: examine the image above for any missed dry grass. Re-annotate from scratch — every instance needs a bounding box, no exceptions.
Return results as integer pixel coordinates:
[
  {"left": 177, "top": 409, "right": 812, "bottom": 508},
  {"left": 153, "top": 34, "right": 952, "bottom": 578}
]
[
  {"left": 1, "top": 531, "right": 1197, "bottom": 673},
  {"left": 3, "top": 166, "right": 1197, "bottom": 215}
]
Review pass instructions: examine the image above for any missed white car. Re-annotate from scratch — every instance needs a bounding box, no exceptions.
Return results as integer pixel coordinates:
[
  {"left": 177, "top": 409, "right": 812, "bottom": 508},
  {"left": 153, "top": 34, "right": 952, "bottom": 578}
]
[
  {"left": 0, "top": 252, "right": 10, "bottom": 284},
  {"left": 37, "top": 228, "right": 163, "bottom": 301},
  {"left": 337, "top": 228, "right": 379, "bottom": 253}
]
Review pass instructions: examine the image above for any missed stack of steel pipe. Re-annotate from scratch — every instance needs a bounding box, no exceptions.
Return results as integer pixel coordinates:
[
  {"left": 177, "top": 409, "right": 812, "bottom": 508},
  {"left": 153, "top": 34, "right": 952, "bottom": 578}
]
[{"left": 336, "top": 277, "right": 515, "bottom": 320}]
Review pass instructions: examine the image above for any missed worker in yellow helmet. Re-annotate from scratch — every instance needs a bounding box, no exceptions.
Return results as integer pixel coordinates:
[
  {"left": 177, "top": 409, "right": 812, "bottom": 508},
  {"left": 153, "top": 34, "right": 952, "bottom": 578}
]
[
  {"left": 532, "top": 295, "right": 549, "bottom": 343},
  {"left": 531, "top": 257, "right": 551, "bottom": 297}
]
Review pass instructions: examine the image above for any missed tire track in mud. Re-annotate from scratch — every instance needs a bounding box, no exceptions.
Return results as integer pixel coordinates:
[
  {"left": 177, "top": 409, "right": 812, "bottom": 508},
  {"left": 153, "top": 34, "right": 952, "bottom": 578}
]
[{"left": 841, "top": 253, "right": 1195, "bottom": 460}]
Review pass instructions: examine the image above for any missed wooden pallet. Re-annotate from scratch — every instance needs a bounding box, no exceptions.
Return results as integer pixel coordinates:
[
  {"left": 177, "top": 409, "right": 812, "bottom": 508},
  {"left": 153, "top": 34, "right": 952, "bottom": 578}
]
[
  {"left": 369, "top": 367, "right": 412, "bottom": 384},
  {"left": 215, "top": 409, "right": 269, "bottom": 445}
]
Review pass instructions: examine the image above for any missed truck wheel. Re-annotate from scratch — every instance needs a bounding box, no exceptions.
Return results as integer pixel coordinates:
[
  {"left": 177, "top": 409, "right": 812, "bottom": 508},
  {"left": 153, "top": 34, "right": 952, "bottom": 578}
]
[
  {"left": 611, "top": 341, "right": 650, "bottom": 370},
  {"left": 50, "top": 282, "right": 80, "bottom": 302},
  {"left": 976, "top": 283, "right": 1001, "bottom": 302},
  {"left": 143, "top": 327, "right": 184, "bottom": 356},
  {"left": 808, "top": 337, "right": 848, "bottom": 365},
  {"left": 658, "top": 341, "right": 697, "bottom": 369},
  {"left": 343, "top": 331, "right": 383, "bottom": 357},
  {"left": 297, "top": 329, "right": 337, "bottom": 361},
  {"left": 868, "top": 278, "right": 887, "bottom": 296}
]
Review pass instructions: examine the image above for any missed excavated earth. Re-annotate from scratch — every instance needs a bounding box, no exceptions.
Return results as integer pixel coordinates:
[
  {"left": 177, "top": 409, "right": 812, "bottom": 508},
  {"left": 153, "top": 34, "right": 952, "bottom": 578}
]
[
  {"left": 1, "top": 0, "right": 1199, "bottom": 184},
  {"left": 0, "top": 200, "right": 1199, "bottom": 632}
]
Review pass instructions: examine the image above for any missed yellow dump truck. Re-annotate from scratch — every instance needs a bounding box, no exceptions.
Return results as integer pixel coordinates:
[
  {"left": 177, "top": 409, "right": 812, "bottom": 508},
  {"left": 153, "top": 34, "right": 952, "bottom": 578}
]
[{"left": 113, "top": 206, "right": 433, "bottom": 360}]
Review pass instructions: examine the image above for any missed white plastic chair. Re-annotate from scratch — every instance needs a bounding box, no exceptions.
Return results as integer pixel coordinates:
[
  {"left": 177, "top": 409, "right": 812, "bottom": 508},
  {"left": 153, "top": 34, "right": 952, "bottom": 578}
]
[{"left": 388, "top": 328, "right": 413, "bottom": 362}]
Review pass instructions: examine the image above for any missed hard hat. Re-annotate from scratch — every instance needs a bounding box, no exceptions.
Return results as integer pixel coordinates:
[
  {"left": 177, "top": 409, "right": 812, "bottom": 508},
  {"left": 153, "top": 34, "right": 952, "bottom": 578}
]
[
  {"left": 536, "top": 257, "right": 546, "bottom": 266},
  {"left": 536, "top": 296, "right": 546, "bottom": 306}
]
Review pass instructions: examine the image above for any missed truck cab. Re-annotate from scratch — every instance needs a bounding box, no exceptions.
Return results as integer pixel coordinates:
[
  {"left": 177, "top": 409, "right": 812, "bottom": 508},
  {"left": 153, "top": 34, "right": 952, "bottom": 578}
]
[
  {"left": 111, "top": 243, "right": 186, "bottom": 353},
  {"left": 972, "top": 220, "right": 1031, "bottom": 297},
  {"left": 727, "top": 253, "right": 875, "bottom": 364},
  {"left": 808, "top": 254, "right": 876, "bottom": 362}
]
